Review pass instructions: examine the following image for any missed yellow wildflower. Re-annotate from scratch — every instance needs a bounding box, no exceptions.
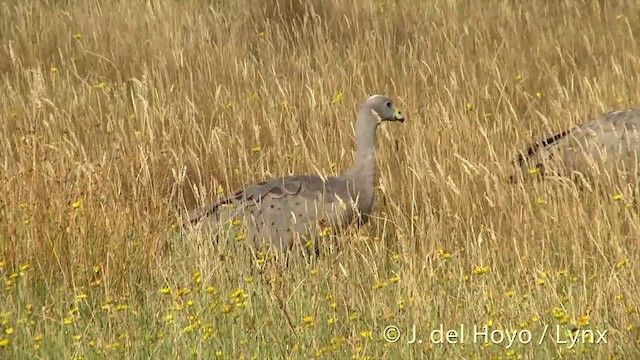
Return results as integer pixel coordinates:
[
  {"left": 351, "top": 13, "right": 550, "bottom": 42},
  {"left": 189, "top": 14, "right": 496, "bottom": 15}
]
[
  {"left": 205, "top": 286, "right": 217, "bottom": 295},
  {"left": 616, "top": 258, "right": 629, "bottom": 268},
  {"left": 332, "top": 91, "right": 344, "bottom": 103},
  {"left": 519, "top": 321, "right": 528, "bottom": 328},
  {"left": 472, "top": 266, "right": 490, "bottom": 275},
  {"left": 436, "top": 248, "right": 451, "bottom": 259},
  {"left": 578, "top": 315, "right": 590, "bottom": 326},
  {"left": 372, "top": 281, "right": 387, "bottom": 290},
  {"left": 318, "top": 227, "right": 332, "bottom": 237},
  {"left": 231, "top": 289, "right": 247, "bottom": 299},
  {"left": 627, "top": 307, "right": 636, "bottom": 314},
  {"left": 176, "top": 288, "right": 190, "bottom": 296}
]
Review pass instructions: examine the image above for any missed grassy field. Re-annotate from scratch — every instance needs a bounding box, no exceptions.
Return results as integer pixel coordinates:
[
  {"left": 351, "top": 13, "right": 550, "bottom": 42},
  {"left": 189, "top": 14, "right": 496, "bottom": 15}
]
[{"left": 1, "top": 0, "right": 640, "bottom": 358}]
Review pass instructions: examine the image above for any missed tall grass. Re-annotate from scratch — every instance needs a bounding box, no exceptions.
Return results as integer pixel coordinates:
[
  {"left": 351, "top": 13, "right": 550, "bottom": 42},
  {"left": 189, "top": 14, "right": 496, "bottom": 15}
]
[{"left": 0, "top": 0, "right": 639, "bottom": 358}]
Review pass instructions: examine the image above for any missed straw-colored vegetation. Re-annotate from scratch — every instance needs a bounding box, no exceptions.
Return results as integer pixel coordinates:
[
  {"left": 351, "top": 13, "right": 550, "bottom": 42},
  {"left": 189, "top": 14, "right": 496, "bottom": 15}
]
[{"left": 1, "top": 0, "right": 639, "bottom": 358}]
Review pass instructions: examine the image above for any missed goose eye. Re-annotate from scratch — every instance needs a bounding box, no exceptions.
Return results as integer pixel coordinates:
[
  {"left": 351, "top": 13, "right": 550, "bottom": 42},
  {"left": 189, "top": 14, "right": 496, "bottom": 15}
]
[{"left": 385, "top": 102, "right": 392, "bottom": 108}]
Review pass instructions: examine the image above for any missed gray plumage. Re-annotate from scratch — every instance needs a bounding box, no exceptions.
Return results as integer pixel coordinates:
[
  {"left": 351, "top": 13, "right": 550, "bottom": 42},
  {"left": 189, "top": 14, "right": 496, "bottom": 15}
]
[
  {"left": 186, "top": 95, "right": 404, "bottom": 252},
  {"left": 512, "top": 108, "right": 640, "bottom": 182}
]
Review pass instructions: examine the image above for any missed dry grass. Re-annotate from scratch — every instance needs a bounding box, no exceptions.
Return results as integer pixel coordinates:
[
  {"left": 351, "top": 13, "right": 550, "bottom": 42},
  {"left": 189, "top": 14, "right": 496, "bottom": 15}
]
[{"left": 1, "top": 0, "right": 639, "bottom": 358}]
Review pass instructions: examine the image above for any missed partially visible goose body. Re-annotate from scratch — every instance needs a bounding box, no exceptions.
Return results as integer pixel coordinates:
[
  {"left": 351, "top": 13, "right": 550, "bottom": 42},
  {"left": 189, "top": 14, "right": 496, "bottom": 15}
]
[
  {"left": 186, "top": 95, "right": 405, "bottom": 253},
  {"left": 512, "top": 109, "right": 640, "bottom": 184}
]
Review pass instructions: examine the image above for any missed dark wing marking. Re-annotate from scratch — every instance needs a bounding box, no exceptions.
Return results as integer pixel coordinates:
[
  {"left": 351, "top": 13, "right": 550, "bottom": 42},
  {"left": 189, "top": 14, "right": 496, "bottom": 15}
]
[
  {"left": 514, "top": 128, "right": 574, "bottom": 168},
  {"left": 188, "top": 176, "right": 323, "bottom": 224}
]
